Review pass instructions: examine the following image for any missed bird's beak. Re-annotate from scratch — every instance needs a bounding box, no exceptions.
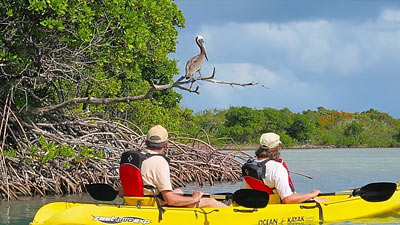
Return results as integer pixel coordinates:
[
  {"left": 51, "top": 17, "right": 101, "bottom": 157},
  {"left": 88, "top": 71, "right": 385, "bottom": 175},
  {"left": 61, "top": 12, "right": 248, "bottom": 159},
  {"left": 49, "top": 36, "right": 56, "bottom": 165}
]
[
  {"left": 199, "top": 39, "right": 208, "bottom": 61},
  {"left": 204, "top": 48, "right": 208, "bottom": 61}
]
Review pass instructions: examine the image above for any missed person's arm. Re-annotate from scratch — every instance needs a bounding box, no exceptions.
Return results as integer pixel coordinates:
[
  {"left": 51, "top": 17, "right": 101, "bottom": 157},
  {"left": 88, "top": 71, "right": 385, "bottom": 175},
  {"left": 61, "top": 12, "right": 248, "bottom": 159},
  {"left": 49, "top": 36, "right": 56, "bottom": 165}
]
[
  {"left": 161, "top": 190, "right": 203, "bottom": 206},
  {"left": 241, "top": 180, "right": 251, "bottom": 189},
  {"left": 118, "top": 186, "right": 124, "bottom": 198},
  {"left": 282, "top": 190, "right": 321, "bottom": 204}
]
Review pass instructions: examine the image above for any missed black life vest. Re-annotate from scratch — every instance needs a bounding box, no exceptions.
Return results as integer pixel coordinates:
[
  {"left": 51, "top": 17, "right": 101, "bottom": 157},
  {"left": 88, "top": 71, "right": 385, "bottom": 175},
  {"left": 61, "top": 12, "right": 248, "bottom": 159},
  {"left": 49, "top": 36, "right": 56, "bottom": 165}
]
[
  {"left": 242, "top": 158, "right": 295, "bottom": 194},
  {"left": 119, "top": 150, "right": 169, "bottom": 197}
]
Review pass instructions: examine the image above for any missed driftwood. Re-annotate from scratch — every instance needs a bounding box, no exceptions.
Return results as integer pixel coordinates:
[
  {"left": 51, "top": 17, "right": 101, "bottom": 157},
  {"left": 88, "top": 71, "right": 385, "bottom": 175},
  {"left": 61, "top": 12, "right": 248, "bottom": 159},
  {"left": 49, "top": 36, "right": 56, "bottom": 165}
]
[{"left": 0, "top": 111, "right": 249, "bottom": 200}]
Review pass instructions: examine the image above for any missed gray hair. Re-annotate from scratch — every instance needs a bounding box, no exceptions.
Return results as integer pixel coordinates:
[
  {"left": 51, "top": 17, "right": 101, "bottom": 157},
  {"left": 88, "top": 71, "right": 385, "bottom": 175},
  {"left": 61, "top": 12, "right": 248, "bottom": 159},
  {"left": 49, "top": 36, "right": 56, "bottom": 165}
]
[
  {"left": 255, "top": 145, "right": 280, "bottom": 160},
  {"left": 145, "top": 140, "right": 167, "bottom": 150}
]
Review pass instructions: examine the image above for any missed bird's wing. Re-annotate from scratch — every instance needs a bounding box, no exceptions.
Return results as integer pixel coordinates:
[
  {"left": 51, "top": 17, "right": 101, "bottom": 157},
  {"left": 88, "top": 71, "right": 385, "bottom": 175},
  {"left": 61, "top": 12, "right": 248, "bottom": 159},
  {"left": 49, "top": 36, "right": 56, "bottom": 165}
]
[
  {"left": 185, "top": 56, "right": 197, "bottom": 77},
  {"left": 185, "top": 55, "right": 202, "bottom": 73}
]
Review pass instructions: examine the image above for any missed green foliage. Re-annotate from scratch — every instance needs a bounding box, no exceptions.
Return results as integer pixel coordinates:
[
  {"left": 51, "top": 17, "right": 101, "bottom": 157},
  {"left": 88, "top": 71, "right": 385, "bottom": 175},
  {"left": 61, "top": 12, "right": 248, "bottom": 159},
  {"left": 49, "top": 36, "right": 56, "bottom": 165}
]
[
  {"left": 394, "top": 127, "right": 400, "bottom": 143},
  {"left": 3, "top": 0, "right": 399, "bottom": 152},
  {"left": 28, "top": 137, "right": 72, "bottom": 163},
  {"left": 197, "top": 109, "right": 226, "bottom": 134},
  {"left": 195, "top": 107, "right": 400, "bottom": 148},
  {"left": 319, "top": 132, "right": 336, "bottom": 146},
  {"left": 342, "top": 121, "right": 364, "bottom": 146},
  {"left": 1, "top": 0, "right": 186, "bottom": 130},
  {"left": 344, "top": 121, "right": 363, "bottom": 137},
  {"left": 262, "top": 108, "right": 293, "bottom": 134},
  {"left": 3, "top": 149, "right": 18, "bottom": 157},
  {"left": 112, "top": 99, "right": 198, "bottom": 136},
  {"left": 219, "top": 106, "right": 264, "bottom": 143},
  {"left": 287, "top": 114, "right": 315, "bottom": 143},
  {"left": 279, "top": 133, "right": 296, "bottom": 147},
  {"left": 28, "top": 136, "right": 103, "bottom": 164},
  {"left": 75, "top": 146, "right": 104, "bottom": 162}
]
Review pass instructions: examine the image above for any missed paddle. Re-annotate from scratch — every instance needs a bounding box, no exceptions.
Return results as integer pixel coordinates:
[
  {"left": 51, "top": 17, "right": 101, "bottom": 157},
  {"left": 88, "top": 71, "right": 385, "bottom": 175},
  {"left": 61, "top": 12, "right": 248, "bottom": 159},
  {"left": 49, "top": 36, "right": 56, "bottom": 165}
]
[
  {"left": 232, "top": 189, "right": 269, "bottom": 208},
  {"left": 85, "top": 183, "right": 232, "bottom": 201},
  {"left": 85, "top": 183, "right": 119, "bottom": 201},
  {"left": 318, "top": 182, "right": 397, "bottom": 202}
]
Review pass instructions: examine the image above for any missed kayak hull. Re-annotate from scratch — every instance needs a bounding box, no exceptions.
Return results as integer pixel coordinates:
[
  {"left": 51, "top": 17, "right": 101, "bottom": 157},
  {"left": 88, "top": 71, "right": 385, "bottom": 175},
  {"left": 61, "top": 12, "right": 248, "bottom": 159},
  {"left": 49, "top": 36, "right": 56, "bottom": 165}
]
[{"left": 30, "top": 182, "right": 400, "bottom": 225}]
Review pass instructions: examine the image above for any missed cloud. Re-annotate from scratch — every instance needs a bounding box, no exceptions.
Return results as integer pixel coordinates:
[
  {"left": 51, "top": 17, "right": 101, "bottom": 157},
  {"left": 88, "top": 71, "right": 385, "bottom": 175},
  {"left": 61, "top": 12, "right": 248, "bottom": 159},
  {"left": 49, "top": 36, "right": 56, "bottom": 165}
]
[
  {"left": 176, "top": 7, "right": 400, "bottom": 117},
  {"left": 207, "top": 63, "right": 278, "bottom": 84},
  {"left": 380, "top": 8, "right": 400, "bottom": 22},
  {"left": 200, "top": 9, "right": 400, "bottom": 78},
  {"left": 178, "top": 63, "right": 334, "bottom": 113},
  {"left": 196, "top": 63, "right": 279, "bottom": 104}
]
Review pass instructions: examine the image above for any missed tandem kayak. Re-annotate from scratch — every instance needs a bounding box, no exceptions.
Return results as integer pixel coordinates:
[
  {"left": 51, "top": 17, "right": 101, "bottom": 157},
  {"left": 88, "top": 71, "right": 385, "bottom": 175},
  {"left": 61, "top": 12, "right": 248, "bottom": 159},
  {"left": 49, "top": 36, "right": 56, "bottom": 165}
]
[{"left": 30, "top": 181, "right": 400, "bottom": 225}]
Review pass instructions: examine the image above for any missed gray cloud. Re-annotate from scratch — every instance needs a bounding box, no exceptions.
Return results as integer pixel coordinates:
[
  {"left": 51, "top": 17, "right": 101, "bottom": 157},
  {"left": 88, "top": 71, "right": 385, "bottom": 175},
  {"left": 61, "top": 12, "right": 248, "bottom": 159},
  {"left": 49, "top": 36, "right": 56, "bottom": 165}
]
[{"left": 176, "top": 7, "right": 400, "bottom": 117}]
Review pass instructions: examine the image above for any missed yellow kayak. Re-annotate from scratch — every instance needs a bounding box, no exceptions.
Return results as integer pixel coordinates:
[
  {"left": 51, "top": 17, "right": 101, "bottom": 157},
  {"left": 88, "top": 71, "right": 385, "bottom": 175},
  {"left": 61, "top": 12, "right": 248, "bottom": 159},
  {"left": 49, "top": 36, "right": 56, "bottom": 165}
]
[{"left": 30, "top": 181, "right": 400, "bottom": 225}]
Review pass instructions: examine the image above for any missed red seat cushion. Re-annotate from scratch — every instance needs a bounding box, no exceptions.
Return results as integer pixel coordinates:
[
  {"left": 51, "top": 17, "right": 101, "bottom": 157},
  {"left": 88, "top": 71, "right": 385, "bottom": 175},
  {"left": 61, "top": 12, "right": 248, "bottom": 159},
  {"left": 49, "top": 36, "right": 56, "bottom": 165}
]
[
  {"left": 120, "top": 164, "right": 144, "bottom": 197},
  {"left": 244, "top": 176, "right": 273, "bottom": 194}
]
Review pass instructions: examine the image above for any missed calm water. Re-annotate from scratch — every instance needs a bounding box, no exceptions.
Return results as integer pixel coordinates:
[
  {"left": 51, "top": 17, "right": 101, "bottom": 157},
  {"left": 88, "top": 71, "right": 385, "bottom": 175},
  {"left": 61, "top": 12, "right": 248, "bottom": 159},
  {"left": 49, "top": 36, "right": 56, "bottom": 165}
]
[{"left": 1, "top": 148, "right": 399, "bottom": 225}]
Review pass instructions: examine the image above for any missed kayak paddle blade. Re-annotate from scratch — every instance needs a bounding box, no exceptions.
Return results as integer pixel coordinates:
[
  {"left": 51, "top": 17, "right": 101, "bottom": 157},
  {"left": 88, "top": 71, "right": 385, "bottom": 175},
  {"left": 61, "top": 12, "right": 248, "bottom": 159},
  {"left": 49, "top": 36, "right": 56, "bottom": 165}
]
[
  {"left": 85, "top": 183, "right": 118, "bottom": 201},
  {"left": 233, "top": 189, "right": 269, "bottom": 208},
  {"left": 355, "top": 182, "right": 397, "bottom": 202}
]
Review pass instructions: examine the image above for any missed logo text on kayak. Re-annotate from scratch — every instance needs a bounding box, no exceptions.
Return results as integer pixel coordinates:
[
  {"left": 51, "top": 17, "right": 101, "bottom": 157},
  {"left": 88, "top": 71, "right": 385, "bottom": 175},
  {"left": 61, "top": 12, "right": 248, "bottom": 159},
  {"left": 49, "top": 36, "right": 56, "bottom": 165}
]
[
  {"left": 92, "top": 216, "right": 151, "bottom": 224},
  {"left": 259, "top": 216, "right": 310, "bottom": 225},
  {"left": 258, "top": 218, "right": 278, "bottom": 225}
]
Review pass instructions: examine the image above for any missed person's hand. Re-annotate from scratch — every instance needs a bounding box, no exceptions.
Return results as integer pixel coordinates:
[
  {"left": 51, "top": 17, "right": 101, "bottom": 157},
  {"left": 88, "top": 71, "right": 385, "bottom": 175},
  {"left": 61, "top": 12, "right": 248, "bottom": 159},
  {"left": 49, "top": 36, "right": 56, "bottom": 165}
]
[
  {"left": 314, "top": 198, "right": 329, "bottom": 203},
  {"left": 310, "top": 189, "right": 329, "bottom": 203},
  {"left": 192, "top": 190, "right": 204, "bottom": 201},
  {"left": 310, "top": 189, "right": 322, "bottom": 197}
]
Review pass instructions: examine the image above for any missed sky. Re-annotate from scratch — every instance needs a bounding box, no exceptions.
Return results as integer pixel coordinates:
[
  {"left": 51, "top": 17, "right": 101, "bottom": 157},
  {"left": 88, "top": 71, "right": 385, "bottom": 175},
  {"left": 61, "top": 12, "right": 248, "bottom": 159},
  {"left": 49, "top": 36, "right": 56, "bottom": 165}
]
[{"left": 171, "top": 0, "right": 400, "bottom": 118}]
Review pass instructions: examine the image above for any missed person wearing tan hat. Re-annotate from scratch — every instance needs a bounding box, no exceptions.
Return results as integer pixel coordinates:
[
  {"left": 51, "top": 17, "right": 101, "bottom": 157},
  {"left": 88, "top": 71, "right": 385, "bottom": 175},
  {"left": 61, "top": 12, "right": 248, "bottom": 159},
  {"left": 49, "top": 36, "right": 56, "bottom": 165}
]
[
  {"left": 120, "top": 125, "right": 226, "bottom": 208},
  {"left": 242, "top": 132, "right": 322, "bottom": 204}
]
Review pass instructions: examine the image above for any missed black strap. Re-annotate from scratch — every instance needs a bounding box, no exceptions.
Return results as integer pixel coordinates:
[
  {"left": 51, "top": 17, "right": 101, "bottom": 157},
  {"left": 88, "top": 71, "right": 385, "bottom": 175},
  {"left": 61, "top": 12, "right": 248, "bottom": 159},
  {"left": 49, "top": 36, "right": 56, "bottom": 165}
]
[
  {"left": 144, "top": 153, "right": 170, "bottom": 164},
  {"left": 300, "top": 202, "right": 323, "bottom": 223},
  {"left": 120, "top": 150, "right": 170, "bottom": 167},
  {"left": 146, "top": 185, "right": 165, "bottom": 222},
  {"left": 259, "top": 159, "right": 269, "bottom": 179}
]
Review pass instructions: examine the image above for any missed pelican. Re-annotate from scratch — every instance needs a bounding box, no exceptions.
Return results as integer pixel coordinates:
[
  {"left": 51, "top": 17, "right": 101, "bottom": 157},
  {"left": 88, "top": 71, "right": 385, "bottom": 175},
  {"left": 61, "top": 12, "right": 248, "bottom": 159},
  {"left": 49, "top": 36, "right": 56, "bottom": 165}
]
[{"left": 185, "top": 35, "right": 208, "bottom": 80}]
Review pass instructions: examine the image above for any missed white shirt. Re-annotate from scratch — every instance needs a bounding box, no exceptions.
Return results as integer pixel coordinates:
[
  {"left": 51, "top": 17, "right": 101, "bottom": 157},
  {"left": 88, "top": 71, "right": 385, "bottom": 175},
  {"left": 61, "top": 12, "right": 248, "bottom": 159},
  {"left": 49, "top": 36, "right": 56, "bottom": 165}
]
[
  {"left": 242, "top": 160, "right": 294, "bottom": 199},
  {"left": 141, "top": 150, "right": 173, "bottom": 195}
]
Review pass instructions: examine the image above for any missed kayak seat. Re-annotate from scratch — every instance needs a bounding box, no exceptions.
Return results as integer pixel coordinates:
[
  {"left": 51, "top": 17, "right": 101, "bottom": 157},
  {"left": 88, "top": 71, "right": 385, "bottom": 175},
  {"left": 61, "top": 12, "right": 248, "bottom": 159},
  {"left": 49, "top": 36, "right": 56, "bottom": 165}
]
[
  {"left": 120, "top": 163, "right": 144, "bottom": 197},
  {"left": 124, "top": 196, "right": 156, "bottom": 207},
  {"left": 244, "top": 176, "right": 274, "bottom": 194},
  {"left": 119, "top": 151, "right": 148, "bottom": 197}
]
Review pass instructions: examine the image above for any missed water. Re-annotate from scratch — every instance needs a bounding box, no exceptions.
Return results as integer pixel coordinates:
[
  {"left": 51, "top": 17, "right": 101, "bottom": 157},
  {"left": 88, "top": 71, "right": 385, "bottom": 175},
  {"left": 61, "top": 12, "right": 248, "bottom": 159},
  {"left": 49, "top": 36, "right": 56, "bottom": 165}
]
[
  {"left": 0, "top": 195, "right": 94, "bottom": 225},
  {"left": 1, "top": 148, "right": 399, "bottom": 225}
]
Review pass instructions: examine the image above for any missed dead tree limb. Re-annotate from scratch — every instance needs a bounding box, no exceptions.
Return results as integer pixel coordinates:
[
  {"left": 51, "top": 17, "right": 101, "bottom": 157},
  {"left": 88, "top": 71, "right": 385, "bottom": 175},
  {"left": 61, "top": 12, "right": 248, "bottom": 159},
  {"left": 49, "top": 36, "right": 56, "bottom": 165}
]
[{"left": 22, "top": 67, "right": 259, "bottom": 116}]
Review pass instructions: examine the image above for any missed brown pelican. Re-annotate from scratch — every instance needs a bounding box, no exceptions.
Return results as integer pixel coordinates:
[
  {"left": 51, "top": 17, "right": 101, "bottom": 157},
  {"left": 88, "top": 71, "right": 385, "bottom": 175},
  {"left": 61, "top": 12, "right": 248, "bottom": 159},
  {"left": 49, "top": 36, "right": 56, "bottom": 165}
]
[{"left": 185, "top": 35, "right": 208, "bottom": 80}]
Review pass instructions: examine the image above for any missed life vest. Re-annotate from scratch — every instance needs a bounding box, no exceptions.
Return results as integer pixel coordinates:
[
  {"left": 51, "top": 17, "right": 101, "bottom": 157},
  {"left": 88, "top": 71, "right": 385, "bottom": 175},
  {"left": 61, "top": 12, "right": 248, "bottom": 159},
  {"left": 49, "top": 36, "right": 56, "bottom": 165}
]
[
  {"left": 242, "top": 158, "right": 295, "bottom": 194},
  {"left": 119, "top": 150, "right": 169, "bottom": 197}
]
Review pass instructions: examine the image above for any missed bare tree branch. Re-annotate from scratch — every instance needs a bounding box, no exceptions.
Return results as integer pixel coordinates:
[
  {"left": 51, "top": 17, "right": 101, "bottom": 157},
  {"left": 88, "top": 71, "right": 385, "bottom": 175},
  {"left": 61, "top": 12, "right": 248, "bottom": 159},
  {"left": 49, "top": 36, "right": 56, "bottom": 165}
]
[
  {"left": 23, "top": 67, "right": 260, "bottom": 115},
  {"left": 190, "top": 67, "right": 258, "bottom": 86},
  {"left": 203, "top": 79, "right": 258, "bottom": 86}
]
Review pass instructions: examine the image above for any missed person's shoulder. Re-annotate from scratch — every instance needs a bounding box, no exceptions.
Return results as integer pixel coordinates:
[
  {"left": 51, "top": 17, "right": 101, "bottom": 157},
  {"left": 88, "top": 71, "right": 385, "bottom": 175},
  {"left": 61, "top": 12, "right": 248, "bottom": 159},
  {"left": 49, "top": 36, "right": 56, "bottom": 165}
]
[
  {"left": 145, "top": 154, "right": 169, "bottom": 165},
  {"left": 265, "top": 160, "right": 286, "bottom": 172},
  {"left": 265, "top": 160, "right": 282, "bottom": 167}
]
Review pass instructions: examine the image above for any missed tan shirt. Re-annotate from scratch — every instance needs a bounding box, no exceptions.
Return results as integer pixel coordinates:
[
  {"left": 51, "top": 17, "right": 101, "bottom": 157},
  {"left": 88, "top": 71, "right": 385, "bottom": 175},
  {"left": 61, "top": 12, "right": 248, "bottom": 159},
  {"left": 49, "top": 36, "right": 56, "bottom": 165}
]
[{"left": 141, "top": 150, "right": 173, "bottom": 195}]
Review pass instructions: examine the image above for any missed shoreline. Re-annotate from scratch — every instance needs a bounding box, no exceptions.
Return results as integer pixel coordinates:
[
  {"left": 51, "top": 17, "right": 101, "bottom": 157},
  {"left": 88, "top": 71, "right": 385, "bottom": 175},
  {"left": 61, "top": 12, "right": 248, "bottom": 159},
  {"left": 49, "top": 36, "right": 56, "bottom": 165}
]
[{"left": 216, "top": 144, "right": 398, "bottom": 150}]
